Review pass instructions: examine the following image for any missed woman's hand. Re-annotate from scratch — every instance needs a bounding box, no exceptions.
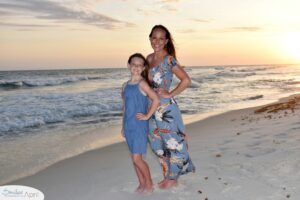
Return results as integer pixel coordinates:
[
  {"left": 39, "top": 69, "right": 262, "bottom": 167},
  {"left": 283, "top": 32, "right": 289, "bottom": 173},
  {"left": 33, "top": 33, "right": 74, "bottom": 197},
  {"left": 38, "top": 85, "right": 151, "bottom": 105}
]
[
  {"left": 136, "top": 112, "right": 149, "bottom": 120},
  {"left": 157, "top": 88, "right": 172, "bottom": 98}
]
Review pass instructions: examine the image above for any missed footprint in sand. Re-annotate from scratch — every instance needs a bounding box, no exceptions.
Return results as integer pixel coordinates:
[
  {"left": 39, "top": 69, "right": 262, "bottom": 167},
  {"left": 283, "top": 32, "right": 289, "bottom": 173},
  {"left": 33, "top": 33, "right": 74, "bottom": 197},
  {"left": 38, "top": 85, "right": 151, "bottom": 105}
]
[
  {"left": 292, "top": 121, "right": 300, "bottom": 125},
  {"left": 289, "top": 126, "right": 300, "bottom": 131},
  {"left": 244, "top": 148, "right": 276, "bottom": 158},
  {"left": 252, "top": 134, "right": 267, "bottom": 140},
  {"left": 218, "top": 147, "right": 229, "bottom": 151},
  {"left": 247, "top": 141, "right": 262, "bottom": 148},
  {"left": 275, "top": 132, "right": 288, "bottom": 138},
  {"left": 220, "top": 139, "right": 234, "bottom": 145}
]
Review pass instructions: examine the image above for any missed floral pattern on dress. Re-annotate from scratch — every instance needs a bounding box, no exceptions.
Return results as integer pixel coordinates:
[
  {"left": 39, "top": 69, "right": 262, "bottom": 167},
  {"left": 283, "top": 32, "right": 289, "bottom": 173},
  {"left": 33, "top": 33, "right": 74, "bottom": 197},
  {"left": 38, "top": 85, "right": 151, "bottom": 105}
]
[
  {"left": 148, "top": 55, "right": 195, "bottom": 180},
  {"left": 153, "top": 72, "right": 163, "bottom": 86},
  {"left": 166, "top": 137, "right": 183, "bottom": 151}
]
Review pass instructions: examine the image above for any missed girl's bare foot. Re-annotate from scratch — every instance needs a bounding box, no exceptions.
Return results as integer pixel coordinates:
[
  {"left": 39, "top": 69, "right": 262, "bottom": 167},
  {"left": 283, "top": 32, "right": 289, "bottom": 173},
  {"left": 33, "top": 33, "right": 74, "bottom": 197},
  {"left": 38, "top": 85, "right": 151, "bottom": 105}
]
[
  {"left": 159, "top": 179, "right": 177, "bottom": 189},
  {"left": 144, "top": 184, "right": 154, "bottom": 194},
  {"left": 135, "top": 185, "right": 145, "bottom": 193}
]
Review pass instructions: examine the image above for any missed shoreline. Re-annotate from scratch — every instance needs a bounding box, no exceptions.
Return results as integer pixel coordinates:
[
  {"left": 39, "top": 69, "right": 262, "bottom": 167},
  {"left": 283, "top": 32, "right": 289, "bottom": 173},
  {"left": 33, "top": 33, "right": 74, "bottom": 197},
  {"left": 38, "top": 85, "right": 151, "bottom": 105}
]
[
  {"left": 2, "top": 92, "right": 298, "bottom": 186},
  {"left": 0, "top": 125, "right": 124, "bottom": 186},
  {"left": 3, "top": 93, "right": 300, "bottom": 200},
  {"left": 0, "top": 101, "right": 268, "bottom": 185}
]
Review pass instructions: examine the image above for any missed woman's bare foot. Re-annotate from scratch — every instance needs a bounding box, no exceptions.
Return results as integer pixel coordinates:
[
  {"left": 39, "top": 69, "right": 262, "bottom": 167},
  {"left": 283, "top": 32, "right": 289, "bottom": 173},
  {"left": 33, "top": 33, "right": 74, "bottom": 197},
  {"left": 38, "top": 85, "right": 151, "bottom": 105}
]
[
  {"left": 159, "top": 179, "right": 177, "bottom": 189},
  {"left": 157, "top": 179, "right": 166, "bottom": 187}
]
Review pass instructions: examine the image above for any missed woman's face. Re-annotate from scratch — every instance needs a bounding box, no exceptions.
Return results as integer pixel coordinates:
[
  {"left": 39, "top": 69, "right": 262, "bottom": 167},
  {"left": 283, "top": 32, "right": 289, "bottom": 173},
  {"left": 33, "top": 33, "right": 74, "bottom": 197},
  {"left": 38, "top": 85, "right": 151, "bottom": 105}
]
[{"left": 149, "top": 28, "right": 168, "bottom": 52}]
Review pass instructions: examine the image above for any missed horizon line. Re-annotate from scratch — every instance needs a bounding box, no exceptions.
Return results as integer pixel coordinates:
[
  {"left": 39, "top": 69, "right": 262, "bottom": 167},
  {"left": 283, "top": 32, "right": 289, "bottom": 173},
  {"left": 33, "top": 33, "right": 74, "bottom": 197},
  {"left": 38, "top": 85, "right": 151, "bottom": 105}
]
[{"left": 0, "top": 63, "right": 299, "bottom": 72}]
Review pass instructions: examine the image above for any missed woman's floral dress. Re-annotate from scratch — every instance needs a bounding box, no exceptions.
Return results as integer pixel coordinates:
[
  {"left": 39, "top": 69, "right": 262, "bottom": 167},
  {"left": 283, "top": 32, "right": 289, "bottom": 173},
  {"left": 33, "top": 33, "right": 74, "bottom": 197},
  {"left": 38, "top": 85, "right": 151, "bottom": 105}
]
[{"left": 148, "top": 55, "right": 195, "bottom": 180}]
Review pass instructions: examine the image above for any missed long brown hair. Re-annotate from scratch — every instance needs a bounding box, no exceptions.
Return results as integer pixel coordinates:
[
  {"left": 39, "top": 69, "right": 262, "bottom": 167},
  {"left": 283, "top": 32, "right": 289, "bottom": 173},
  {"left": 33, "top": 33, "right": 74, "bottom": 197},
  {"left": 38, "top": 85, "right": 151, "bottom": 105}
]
[
  {"left": 149, "top": 24, "right": 176, "bottom": 59},
  {"left": 127, "top": 53, "right": 150, "bottom": 85}
]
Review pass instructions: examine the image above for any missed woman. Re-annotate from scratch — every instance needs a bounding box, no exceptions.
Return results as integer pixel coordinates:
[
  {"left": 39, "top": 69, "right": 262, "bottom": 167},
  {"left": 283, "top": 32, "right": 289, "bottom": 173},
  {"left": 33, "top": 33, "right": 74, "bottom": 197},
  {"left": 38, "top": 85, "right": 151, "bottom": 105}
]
[{"left": 146, "top": 25, "right": 195, "bottom": 189}]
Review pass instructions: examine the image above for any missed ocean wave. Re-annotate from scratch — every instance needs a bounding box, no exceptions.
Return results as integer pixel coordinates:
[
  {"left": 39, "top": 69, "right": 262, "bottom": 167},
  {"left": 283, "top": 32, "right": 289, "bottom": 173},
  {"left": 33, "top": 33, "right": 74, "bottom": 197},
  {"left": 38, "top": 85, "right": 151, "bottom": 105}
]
[
  {"left": 189, "top": 79, "right": 201, "bottom": 88},
  {"left": 0, "top": 89, "right": 122, "bottom": 133},
  {"left": 235, "top": 67, "right": 268, "bottom": 72},
  {"left": 214, "top": 66, "right": 225, "bottom": 70},
  {"left": 0, "top": 107, "right": 122, "bottom": 133},
  {"left": 0, "top": 76, "right": 102, "bottom": 90},
  {"left": 258, "top": 79, "right": 293, "bottom": 83},
  {"left": 1, "top": 65, "right": 299, "bottom": 135},
  {"left": 0, "top": 117, "right": 66, "bottom": 133},
  {"left": 286, "top": 81, "right": 300, "bottom": 85},
  {"left": 215, "top": 71, "right": 256, "bottom": 78},
  {"left": 190, "top": 74, "right": 219, "bottom": 84},
  {"left": 0, "top": 81, "right": 24, "bottom": 88}
]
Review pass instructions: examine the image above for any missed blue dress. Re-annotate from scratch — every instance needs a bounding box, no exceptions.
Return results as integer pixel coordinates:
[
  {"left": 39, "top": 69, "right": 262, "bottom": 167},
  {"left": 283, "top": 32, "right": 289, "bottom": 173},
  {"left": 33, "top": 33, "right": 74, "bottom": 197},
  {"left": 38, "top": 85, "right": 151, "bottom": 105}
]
[
  {"left": 123, "top": 81, "right": 149, "bottom": 154},
  {"left": 148, "top": 55, "right": 195, "bottom": 180}
]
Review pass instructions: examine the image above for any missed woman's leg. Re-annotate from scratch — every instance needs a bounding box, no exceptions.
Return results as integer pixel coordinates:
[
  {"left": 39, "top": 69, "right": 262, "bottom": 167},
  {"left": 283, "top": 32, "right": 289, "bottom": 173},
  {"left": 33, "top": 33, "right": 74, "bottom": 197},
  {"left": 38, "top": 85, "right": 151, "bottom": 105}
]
[
  {"left": 148, "top": 118, "right": 168, "bottom": 185},
  {"left": 157, "top": 131, "right": 192, "bottom": 189},
  {"left": 132, "top": 154, "right": 153, "bottom": 192},
  {"left": 157, "top": 156, "right": 168, "bottom": 187},
  {"left": 159, "top": 179, "right": 177, "bottom": 189}
]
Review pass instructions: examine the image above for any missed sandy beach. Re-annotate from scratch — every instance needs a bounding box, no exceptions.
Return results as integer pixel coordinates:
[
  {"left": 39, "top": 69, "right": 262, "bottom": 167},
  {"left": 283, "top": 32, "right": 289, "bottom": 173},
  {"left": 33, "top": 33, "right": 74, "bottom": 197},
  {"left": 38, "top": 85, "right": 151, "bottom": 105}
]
[{"left": 7, "top": 94, "right": 300, "bottom": 200}]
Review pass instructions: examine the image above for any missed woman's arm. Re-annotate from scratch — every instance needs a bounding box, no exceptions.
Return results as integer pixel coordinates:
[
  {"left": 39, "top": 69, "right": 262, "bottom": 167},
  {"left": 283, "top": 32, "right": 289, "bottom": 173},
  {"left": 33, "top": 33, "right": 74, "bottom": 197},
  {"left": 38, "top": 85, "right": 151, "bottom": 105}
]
[
  {"left": 146, "top": 54, "right": 153, "bottom": 82},
  {"left": 158, "top": 64, "right": 191, "bottom": 98},
  {"left": 136, "top": 80, "right": 160, "bottom": 120}
]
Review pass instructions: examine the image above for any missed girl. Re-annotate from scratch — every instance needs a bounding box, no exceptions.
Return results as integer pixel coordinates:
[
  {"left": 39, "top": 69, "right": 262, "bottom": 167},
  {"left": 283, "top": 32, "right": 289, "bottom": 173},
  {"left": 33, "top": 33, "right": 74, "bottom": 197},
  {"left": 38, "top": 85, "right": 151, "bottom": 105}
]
[
  {"left": 121, "top": 53, "right": 160, "bottom": 193},
  {"left": 146, "top": 25, "right": 195, "bottom": 189}
]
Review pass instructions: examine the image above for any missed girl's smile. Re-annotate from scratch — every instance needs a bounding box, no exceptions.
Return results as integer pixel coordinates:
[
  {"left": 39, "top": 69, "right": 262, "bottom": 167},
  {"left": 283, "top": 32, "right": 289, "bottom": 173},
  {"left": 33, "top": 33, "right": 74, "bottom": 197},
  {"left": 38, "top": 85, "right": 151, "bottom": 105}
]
[{"left": 128, "top": 57, "right": 145, "bottom": 76}]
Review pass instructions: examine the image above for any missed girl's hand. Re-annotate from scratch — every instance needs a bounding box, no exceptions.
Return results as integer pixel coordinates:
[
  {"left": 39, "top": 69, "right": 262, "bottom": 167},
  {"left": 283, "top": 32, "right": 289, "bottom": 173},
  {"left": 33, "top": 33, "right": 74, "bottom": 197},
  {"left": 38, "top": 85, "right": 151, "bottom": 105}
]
[
  {"left": 157, "top": 88, "right": 172, "bottom": 98},
  {"left": 136, "top": 112, "right": 149, "bottom": 120}
]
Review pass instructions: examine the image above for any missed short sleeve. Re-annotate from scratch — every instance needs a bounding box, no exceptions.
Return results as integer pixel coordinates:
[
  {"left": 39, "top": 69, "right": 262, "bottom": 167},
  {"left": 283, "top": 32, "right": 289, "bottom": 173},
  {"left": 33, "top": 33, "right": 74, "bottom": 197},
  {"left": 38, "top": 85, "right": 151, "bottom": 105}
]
[{"left": 167, "top": 56, "right": 178, "bottom": 69}]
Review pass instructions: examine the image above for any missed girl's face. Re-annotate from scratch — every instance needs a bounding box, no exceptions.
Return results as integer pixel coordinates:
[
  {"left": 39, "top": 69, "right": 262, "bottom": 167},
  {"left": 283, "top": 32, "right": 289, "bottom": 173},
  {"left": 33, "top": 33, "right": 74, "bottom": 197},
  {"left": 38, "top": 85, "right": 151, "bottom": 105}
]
[
  {"left": 128, "top": 57, "right": 145, "bottom": 76},
  {"left": 150, "top": 28, "right": 168, "bottom": 52}
]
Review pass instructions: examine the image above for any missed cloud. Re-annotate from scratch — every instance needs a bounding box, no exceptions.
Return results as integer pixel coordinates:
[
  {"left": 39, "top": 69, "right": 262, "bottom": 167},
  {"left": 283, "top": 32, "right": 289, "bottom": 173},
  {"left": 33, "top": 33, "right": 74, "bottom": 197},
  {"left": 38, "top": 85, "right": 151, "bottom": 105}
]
[
  {"left": 222, "top": 27, "right": 262, "bottom": 32},
  {"left": 0, "top": 0, "right": 135, "bottom": 29},
  {"left": 136, "top": 8, "right": 159, "bottom": 16},
  {"left": 0, "top": 22, "right": 56, "bottom": 28},
  {"left": 189, "top": 18, "right": 214, "bottom": 23},
  {"left": 176, "top": 28, "right": 196, "bottom": 33},
  {"left": 158, "top": 0, "right": 180, "bottom": 3},
  {"left": 161, "top": 4, "right": 178, "bottom": 12}
]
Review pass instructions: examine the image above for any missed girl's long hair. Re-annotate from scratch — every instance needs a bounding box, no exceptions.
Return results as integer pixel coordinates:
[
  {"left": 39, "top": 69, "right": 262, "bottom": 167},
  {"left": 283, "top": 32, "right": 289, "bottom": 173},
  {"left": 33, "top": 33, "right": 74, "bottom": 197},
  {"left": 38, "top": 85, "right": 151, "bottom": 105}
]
[
  {"left": 127, "top": 53, "right": 150, "bottom": 85},
  {"left": 149, "top": 24, "right": 176, "bottom": 59}
]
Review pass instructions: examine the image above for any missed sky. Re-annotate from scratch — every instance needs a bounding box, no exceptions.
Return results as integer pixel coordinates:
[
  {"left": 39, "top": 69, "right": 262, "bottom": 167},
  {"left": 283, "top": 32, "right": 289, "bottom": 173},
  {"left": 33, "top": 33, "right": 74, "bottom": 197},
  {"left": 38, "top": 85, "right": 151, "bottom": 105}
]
[{"left": 1, "top": 0, "right": 300, "bottom": 70}]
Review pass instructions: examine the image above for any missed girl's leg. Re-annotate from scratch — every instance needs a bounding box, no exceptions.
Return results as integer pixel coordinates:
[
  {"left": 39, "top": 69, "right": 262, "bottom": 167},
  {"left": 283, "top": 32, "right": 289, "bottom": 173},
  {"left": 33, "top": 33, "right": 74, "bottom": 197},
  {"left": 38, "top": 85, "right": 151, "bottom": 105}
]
[
  {"left": 132, "top": 154, "right": 153, "bottom": 192},
  {"left": 131, "top": 158, "right": 145, "bottom": 193}
]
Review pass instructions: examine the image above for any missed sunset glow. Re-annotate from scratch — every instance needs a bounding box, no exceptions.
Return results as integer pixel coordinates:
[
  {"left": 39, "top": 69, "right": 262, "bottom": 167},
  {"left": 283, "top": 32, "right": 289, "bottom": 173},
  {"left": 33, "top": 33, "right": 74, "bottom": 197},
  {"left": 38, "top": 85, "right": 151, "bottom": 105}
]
[
  {"left": 282, "top": 32, "right": 300, "bottom": 60},
  {"left": 1, "top": 0, "right": 300, "bottom": 70}
]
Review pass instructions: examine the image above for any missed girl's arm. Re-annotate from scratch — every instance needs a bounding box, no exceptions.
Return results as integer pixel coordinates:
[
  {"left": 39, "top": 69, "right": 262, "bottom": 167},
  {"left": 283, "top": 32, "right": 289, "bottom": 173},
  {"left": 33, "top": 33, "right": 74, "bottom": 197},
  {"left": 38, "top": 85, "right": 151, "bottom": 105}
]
[
  {"left": 136, "top": 80, "right": 160, "bottom": 120},
  {"left": 158, "top": 64, "right": 191, "bottom": 98},
  {"left": 121, "top": 83, "right": 126, "bottom": 137}
]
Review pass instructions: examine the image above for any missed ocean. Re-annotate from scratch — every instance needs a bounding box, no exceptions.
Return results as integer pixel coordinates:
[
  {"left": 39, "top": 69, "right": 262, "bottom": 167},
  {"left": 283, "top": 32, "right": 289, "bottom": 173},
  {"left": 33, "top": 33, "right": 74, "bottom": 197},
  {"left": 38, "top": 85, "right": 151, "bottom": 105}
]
[{"left": 1, "top": 64, "right": 300, "bottom": 184}]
